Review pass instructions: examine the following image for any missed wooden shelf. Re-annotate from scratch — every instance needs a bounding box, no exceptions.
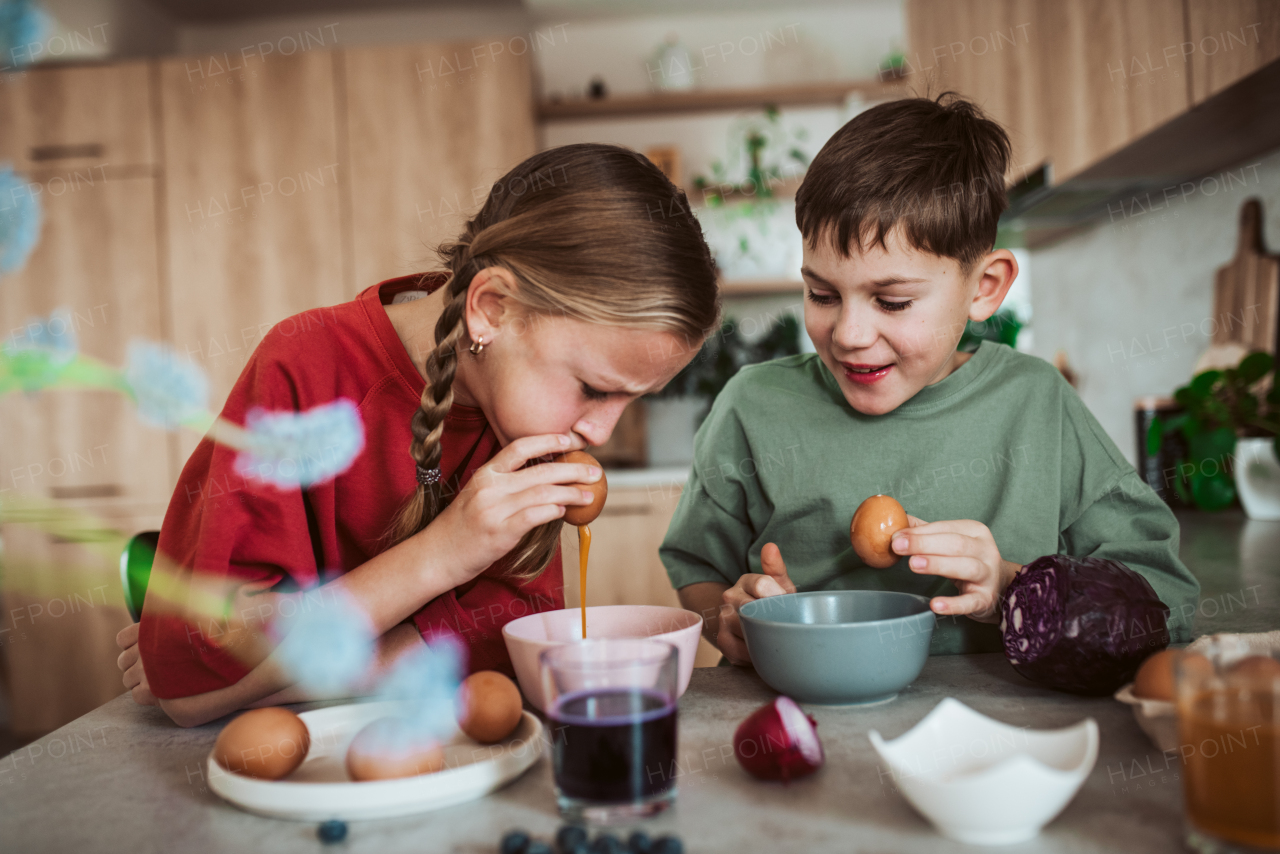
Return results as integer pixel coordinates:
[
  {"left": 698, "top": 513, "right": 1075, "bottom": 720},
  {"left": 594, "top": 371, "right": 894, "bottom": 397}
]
[
  {"left": 537, "top": 79, "right": 906, "bottom": 121},
  {"left": 719, "top": 277, "right": 804, "bottom": 296},
  {"left": 692, "top": 174, "right": 804, "bottom": 207}
]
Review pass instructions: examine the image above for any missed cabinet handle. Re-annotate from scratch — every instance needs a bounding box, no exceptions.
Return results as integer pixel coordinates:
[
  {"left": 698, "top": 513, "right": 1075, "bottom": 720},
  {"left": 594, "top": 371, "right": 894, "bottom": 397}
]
[
  {"left": 29, "top": 143, "right": 105, "bottom": 161},
  {"left": 49, "top": 484, "right": 122, "bottom": 499}
]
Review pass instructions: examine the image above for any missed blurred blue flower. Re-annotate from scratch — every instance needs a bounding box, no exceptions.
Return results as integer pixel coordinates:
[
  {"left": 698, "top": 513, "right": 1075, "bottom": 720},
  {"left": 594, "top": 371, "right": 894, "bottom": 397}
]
[
  {"left": 0, "top": 163, "right": 42, "bottom": 274},
  {"left": 375, "top": 633, "right": 465, "bottom": 741},
  {"left": 2, "top": 307, "right": 76, "bottom": 362},
  {"left": 124, "top": 340, "right": 210, "bottom": 428},
  {"left": 0, "top": 1, "right": 53, "bottom": 69},
  {"left": 235, "top": 398, "right": 365, "bottom": 489},
  {"left": 269, "top": 584, "right": 376, "bottom": 696}
]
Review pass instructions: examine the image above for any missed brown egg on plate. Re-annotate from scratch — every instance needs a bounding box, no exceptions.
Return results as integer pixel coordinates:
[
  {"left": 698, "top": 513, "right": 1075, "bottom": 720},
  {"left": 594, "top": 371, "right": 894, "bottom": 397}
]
[
  {"left": 552, "top": 450, "right": 607, "bottom": 526},
  {"left": 1133, "top": 649, "right": 1213, "bottom": 700},
  {"left": 1227, "top": 654, "right": 1280, "bottom": 682},
  {"left": 345, "top": 717, "right": 446, "bottom": 782},
  {"left": 850, "top": 494, "right": 908, "bottom": 569},
  {"left": 457, "top": 670, "right": 524, "bottom": 744},
  {"left": 213, "top": 707, "right": 311, "bottom": 779}
]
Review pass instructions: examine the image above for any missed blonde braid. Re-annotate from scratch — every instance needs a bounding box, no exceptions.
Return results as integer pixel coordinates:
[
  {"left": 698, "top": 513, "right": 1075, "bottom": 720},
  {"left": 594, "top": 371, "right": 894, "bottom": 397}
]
[{"left": 385, "top": 233, "right": 478, "bottom": 545}]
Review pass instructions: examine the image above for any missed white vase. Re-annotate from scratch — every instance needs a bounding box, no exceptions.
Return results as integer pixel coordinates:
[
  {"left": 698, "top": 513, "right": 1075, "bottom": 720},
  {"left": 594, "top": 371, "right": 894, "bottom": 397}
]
[{"left": 1234, "top": 437, "right": 1280, "bottom": 521}]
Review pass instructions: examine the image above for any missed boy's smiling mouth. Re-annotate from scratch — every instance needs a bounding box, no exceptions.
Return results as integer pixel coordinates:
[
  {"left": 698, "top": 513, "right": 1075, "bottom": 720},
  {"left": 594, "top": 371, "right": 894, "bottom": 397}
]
[{"left": 840, "top": 361, "right": 895, "bottom": 384}]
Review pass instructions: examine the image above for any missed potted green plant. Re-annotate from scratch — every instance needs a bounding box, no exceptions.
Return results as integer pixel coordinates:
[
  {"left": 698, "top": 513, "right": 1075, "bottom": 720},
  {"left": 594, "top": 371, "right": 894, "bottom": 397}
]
[
  {"left": 1149, "top": 351, "right": 1280, "bottom": 516},
  {"left": 644, "top": 314, "right": 801, "bottom": 466}
]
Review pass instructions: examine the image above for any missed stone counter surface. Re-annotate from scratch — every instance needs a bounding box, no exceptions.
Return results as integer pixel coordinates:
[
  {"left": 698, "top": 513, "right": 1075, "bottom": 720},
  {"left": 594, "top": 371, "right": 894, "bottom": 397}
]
[
  {"left": 2, "top": 657, "right": 1189, "bottom": 854},
  {"left": 2, "top": 509, "right": 1274, "bottom": 853}
]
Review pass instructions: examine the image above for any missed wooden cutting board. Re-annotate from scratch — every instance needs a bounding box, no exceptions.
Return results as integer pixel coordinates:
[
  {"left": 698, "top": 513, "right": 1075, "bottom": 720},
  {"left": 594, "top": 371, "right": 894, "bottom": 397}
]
[{"left": 1212, "top": 198, "right": 1280, "bottom": 357}]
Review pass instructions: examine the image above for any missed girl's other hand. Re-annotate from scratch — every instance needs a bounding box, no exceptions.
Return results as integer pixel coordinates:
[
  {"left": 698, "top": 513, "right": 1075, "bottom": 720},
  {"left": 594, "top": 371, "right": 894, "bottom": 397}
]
[
  {"left": 430, "top": 432, "right": 601, "bottom": 583},
  {"left": 116, "top": 622, "right": 159, "bottom": 707},
  {"left": 717, "top": 542, "right": 796, "bottom": 666}
]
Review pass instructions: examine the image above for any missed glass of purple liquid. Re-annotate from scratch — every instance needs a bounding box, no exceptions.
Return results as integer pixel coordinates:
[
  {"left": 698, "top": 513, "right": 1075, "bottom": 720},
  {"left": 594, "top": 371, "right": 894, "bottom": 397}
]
[{"left": 540, "top": 638, "right": 679, "bottom": 824}]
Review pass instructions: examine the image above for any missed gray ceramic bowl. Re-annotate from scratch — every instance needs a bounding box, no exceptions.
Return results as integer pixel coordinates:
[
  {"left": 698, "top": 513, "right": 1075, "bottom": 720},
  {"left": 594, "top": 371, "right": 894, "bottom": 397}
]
[{"left": 739, "top": 590, "right": 935, "bottom": 706}]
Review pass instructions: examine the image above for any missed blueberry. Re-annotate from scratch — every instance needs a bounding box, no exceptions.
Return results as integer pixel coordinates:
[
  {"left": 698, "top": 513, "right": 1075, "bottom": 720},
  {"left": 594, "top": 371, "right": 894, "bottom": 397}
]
[
  {"left": 589, "top": 834, "right": 624, "bottom": 854},
  {"left": 627, "top": 830, "right": 652, "bottom": 853},
  {"left": 650, "top": 837, "right": 683, "bottom": 854},
  {"left": 556, "top": 825, "right": 588, "bottom": 853},
  {"left": 317, "top": 820, "right": 347, "bottom": 843},
  {"left": 500, "top": 830, "right": 531, "bottom": 854},
  {"left": 527, "top": 843, "right": 554, "bottom": 854}
]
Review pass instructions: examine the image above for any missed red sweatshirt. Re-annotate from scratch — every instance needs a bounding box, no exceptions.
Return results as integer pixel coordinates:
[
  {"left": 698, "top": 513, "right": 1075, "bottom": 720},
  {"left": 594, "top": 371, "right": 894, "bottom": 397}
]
[{"left": 138, "top": 273, "right": 565, "bottom": 699}]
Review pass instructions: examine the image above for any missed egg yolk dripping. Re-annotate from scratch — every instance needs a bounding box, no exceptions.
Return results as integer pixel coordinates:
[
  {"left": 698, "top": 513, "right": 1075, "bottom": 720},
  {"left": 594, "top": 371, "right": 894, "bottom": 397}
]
[
  {"left": 550, "top": 450, "right": 607, "bottom": 638},
  {"left": 578, "top": 524, "right": 591, "bottom": 638}
]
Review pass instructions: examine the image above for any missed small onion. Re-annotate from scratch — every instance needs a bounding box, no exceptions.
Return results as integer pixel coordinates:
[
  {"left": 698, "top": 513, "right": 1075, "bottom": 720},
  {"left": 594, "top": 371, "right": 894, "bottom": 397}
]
[{"left": 732, "top": 696, "right": 824, "bottom": 783}]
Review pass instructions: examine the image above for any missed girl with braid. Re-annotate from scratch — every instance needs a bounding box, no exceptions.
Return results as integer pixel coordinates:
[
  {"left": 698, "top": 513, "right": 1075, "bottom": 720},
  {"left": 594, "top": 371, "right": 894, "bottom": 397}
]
[{"left": 118, "top": 144, "right": 720, "bottom": 727}]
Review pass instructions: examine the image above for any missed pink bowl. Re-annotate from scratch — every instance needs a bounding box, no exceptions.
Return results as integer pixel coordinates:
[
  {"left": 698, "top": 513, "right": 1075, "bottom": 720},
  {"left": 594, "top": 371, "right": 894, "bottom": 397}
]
[{"left": 502, "top": 605, "right": 703, "bottom": 712}]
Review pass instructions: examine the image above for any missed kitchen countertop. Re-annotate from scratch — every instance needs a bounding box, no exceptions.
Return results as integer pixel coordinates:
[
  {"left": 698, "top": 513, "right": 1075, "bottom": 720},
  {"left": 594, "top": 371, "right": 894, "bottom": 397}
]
[
  {"left": 602, "top": 466, "right": 689, "bottom": 489},
  {"left": 0, "top": 656, "right": 1202, "bottom": 853},
  {"left": 1, "top": 509, "right": 1275, "bottom": 853}
]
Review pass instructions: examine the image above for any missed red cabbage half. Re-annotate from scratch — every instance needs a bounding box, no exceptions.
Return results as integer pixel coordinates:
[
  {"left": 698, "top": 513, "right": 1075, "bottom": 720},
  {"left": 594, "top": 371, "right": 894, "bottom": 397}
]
[{"left": 1000, "top": 555, "right": 1170, "bottom": 695}]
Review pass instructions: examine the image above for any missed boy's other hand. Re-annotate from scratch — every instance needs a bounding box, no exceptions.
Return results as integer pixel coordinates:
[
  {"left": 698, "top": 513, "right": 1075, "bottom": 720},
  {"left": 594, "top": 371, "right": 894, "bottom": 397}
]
[
  {"left": 718, "top": 542, "right": 797, "bottom": 665},
  {"left": 116, "top": 622, "right": 159, "bottom": 707},
  {"left": 890, "top": 516, "right": 1021, "bottom": 623}
]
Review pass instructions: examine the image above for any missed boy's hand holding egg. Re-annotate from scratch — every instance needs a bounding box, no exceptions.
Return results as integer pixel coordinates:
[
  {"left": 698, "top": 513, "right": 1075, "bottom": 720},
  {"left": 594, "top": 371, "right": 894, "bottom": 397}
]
[
  {"left": 718, "top": 543, "right": 796, "bottom": 666},
  {"left": 889, "top": 517, "right": 1022, "bottom": 622}
]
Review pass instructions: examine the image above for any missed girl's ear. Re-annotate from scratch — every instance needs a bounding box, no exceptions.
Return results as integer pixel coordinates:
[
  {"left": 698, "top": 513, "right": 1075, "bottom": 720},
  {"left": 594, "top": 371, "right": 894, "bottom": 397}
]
[{"left": 464, "top": 267, "right": 518, "bottom": 344}]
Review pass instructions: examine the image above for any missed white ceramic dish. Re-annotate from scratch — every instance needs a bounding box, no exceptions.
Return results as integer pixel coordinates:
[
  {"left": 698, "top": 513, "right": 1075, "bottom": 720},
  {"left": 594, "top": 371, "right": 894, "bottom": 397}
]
[
  {"left": 207, "top": 700, "right": 543, "bottom": 821},
  {"left": 1113, "top": 682, "right": 1178, "bottom": 752},
  {"left": 869, "top": 698, "right": 1098, "bottom": 845}
]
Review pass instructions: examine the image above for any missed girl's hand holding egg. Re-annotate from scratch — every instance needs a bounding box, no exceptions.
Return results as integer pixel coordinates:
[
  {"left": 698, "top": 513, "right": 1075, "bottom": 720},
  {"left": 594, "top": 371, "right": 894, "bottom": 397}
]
[
  {"left": 549, "top": 450, "right": 607, "bottom": 525},
  {"left": 430, "top": 433, "right": 603, "bottom": 584},
  {"left": 888, "top": 516, "right": 1022, "bottom": 623}
]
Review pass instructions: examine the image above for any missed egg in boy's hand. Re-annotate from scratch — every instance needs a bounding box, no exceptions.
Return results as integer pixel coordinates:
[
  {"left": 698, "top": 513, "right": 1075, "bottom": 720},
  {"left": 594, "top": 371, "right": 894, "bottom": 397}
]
[{"left": 889, "top": 517, "right": 1022, "bottom": 623}]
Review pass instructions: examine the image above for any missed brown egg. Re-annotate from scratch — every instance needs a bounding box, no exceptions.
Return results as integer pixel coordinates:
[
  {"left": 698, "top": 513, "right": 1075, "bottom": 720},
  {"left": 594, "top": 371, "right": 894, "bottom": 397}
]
[
  {"left": 1227, "top": 655, "right": 1280, "bottom": 682},
  {"left": 345, "top": 717, "right": 445, "bottom": 782},
  {"left": 552, "top": 450, "right": 607, "bottom": 526},
  {"left": 850, "top": 494, "right": 908, "bottom": 569},
  {"left": 213, "top": 707, "right": 311, "bottom": 779},
  {"left": 457, "top": 670, "right": 524, "bottom": 744},
  {"left": 1133, "top": 649, "right": 1213, "bottom": 700}
]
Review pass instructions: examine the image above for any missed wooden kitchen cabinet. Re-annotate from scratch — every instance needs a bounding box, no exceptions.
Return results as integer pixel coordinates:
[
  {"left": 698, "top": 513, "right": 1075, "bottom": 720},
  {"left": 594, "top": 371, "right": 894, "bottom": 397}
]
[
  {"left": 0, "top": 172, "right": 173, "bottom": 509},
  {"left": 340, "top": 41, "right": 537, "bottom": 335},
  {"left": 906, "top": 0, "right": 1189, "bottom": 183},
  {"left": 158, "top": 50, "right": 350, "bottom": 463},
  {"left": 0, "top": 60, "right": 155, "bottom": 171},
  {"left": 903, "top": 0, "right": 1045, "bottom": 180},
  {"left": 0, "top": 504, "right": 159, "bottom": 736},
  {"left": 560, "top": 483, "right": 722, "bottom": 667},
  {"left": 1186, "top": 0, "right": 1280, "bottom": 103},
  {"left": 1035, "top": 0, "right": 1189, "bottom": 182}
]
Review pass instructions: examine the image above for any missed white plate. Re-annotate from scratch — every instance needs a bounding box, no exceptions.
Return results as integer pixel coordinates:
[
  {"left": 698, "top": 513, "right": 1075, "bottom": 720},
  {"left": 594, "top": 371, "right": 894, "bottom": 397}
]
[{"left": 207, "top": 700, "right": 544, "bottom": 821}]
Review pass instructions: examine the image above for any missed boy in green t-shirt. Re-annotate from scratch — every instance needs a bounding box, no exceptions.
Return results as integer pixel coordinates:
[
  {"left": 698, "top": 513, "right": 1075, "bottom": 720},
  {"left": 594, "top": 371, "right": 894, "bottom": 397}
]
[{"left": 660, "top": 95, "right": 1200, "bottom": 672}]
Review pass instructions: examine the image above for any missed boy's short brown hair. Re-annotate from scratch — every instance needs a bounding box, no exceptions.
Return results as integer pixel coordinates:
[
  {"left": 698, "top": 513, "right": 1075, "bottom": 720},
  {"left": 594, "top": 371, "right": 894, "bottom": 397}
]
[{"left": 795, "top": 93, "right": 1011, "bottom": 271}]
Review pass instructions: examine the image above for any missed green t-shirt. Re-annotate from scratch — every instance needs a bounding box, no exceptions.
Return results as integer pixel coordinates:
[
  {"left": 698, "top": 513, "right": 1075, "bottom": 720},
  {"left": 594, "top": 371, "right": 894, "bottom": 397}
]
[{"left": 659, "top": 340, "right": 1201, "bottom": 655}]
